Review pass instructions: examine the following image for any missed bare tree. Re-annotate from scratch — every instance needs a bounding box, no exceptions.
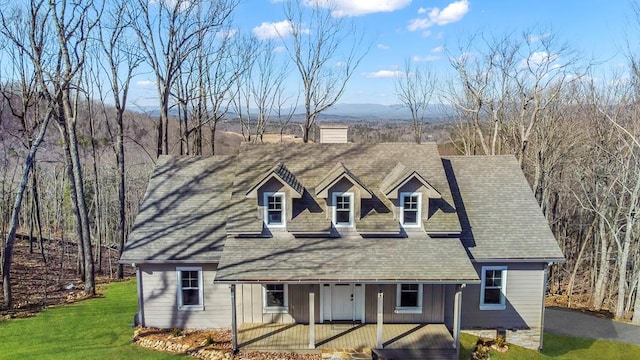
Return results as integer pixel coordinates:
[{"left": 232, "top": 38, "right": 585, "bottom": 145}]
[
  {"left": 395, "top": 59, "right": 437, "bottom": 144},
  {"left": 282, "top": 0, "right": 368, "bottom": 142},
  {"left": 127, "top": 0, "right": 238, "bottom": 156}
]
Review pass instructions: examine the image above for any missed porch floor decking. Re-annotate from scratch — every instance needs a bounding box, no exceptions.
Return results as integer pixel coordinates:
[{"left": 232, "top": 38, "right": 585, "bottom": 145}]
[{"left": 237, "top": 323, "right": 454, "bottom": 351}]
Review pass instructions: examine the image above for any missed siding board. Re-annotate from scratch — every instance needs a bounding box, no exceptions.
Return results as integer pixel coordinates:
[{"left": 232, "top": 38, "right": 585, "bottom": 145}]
[
  {"left": 140, "top": 263, "right": 231, "bottom": 329},
  {"left": 461, "top": 263, "right": 544, "bottom": 329}
]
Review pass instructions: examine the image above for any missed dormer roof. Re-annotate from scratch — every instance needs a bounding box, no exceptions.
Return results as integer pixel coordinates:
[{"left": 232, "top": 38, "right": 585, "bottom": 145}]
[
  {"left": 315, "top": 162, "right": 373, "bottom": 199},
  {"left": 245, "top": 163, "right": 304, "bottom": 198},
  {"left": 380, "top": 163, "right": 441, "bottom": 199}
]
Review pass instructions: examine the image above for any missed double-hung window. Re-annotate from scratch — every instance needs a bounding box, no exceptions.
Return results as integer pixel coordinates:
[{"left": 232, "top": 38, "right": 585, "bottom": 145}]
[
  {"left": 400, "top": 192, "right": 421, "bottom": 227},
  {"left": 264, "top": 193, "right": 285, "bottom": 227},
  {"left": 395, "top": 283, "right": 423, "bottom": 313},
  {"left": 263, "top": 284, "right": 288, "bottom": 313},
  {"left": 333, "top": 192, "right": 354, "bottom": 227},
  {"left": 177, "top": 267, "right": 204, "bottom": 310},
  {"left": 480, "top": 266, "right": 507, "bottom": 310}
]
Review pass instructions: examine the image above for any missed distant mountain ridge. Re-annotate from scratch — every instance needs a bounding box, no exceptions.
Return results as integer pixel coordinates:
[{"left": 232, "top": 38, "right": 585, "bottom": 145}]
[{"left": 136, "top": 103, "right": 454, "bottom": 122}]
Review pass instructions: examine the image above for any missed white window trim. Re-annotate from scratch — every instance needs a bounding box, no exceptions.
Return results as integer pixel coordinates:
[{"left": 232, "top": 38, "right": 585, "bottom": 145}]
[
  {"left": 400, "top": 192, "right": 422, "bottom": 228},
  {"left": 479, "top": 266, "right": 507, "bottom": 310},
  {"left": 395, "top": 283, "right": 423, "bottom": 314},
  {"left": 263, "top": 284, "right": 289, "bottom": 313},
  {"left": 264, "top": 192, "right": 286, "bottom": 228},
  {"left": 176, "top": 267, "right": 204, "bottom": 311},
  {"left": 332, "top": 192, "right": 354, "bottom": 228}
]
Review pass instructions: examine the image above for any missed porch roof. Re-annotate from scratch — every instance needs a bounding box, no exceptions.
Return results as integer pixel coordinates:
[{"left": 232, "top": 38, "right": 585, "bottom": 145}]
[{"left": 214, "top": 235, "right": 479, "bottom": 283}]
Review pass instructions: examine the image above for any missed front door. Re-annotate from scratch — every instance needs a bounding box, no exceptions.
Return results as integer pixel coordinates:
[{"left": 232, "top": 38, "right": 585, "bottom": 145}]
[
  {"left": 332, "top": 284, "right": 353, "bottom": 320},
  {"left": 322, "top": 284, "right": 365, "bottom": 322}
]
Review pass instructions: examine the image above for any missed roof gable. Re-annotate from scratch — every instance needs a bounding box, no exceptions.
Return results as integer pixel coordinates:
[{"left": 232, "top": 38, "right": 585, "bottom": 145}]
[
  {"left": 380, "top": 163, "right": 441, "bottom": 199},
  {"left": 315, "top": 162, "right": 373, "bottom": 199},
  {"left": 245, "top": 163, "right": 304, "bottom": 198}
]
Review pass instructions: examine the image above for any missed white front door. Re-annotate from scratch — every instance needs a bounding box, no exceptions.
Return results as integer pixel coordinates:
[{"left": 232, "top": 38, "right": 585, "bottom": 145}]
[
  {"left": 332, "top": 284, "right": 353, "bottom": 320},
  {"left": 321, "top": 284, "right": 365, "bottom": 322}
]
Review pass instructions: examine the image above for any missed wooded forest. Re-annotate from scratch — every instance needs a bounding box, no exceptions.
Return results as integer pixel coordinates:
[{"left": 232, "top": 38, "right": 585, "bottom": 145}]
[{"left": 0, "top": 0, "right": 639, "bottom": 326}]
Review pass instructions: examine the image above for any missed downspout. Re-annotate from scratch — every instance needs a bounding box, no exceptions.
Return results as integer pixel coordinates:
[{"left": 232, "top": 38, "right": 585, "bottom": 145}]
[
  {"left": 134, "top": 264, "right": 145, "bottom": 327},
  {"left": 539, "top": 262, "right": 552, "bottom": 351}
]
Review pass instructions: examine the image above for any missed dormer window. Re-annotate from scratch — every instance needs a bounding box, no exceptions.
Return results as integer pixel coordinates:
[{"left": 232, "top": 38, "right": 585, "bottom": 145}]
[
  {"left": 400, "top": 192, "right": 421, "bottom": 227},
  {"left": 333, "top": 192, "right": 354, "bottom": 227},
  {"left": 264, "top": 192, "right": 285, "bottom": 228}
]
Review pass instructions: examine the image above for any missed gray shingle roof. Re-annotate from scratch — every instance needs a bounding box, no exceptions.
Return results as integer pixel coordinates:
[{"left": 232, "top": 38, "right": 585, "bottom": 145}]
[
  {"left": 443, "top": 156, "right": 564, "bottom": 261},
  {"left": 120, "top": 144, "right": 563, "bottom": 273},
  {"left": 120, "top": 155, "right": 235, "bottom": 263},
  {"left": 215, "top": 234, "right": 479, "bottom": 282}
]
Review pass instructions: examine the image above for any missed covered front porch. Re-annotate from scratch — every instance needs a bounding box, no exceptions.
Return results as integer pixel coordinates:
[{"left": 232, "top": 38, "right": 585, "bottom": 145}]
[
  {"left": 238, "top": 322, "right": 454, "bottom": 350},
  {"left": 237, "top": 322, "right": 458, "bottom": 359}
]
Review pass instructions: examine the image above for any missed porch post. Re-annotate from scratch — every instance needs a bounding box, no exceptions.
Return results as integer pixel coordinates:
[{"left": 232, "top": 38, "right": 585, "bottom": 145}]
[
  {"left": 453, "top": 283, "right": 465, "bottom": 356},
  {"left": 376, "top": 287, "right": 384, "bottom": 349},
  {"left": 309, "top": 286, "right": 315, "bottom": 349},
  {"left": 230, "top": 284, "right": 238, "bottom": 354},
  {"left": 134, "top": 265, "right": 145, "bottom": 327}
]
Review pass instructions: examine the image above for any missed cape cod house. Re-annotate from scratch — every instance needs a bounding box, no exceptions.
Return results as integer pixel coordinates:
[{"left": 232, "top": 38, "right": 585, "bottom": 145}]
[{"left": 120, "top": 130, "right": 564, "bottom": 357}]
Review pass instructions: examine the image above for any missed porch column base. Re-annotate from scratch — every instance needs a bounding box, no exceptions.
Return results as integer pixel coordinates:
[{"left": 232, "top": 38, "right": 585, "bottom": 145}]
[{"left": 376, "top": 288, "right": 384, "bottom": 349}]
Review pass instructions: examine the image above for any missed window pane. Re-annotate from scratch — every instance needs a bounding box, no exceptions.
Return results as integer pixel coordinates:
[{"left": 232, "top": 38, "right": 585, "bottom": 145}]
[
  {"left": 268, "top": 211, "right": 282, "bottom": 224},
  {"left": 180, "top": 271, "right": 200, "bottom": 306},
  {"left": 400, "top": 284, "right": 419, "bottom": 307},
  {"left": 266, "top": 284, "right": 285, "bottom": 307},
  {"left": 484, "top": 288, "right": 502, "bottom": 304},
  {"left": 182, "top": 289, "right": 200, "bottom": 305},
  {"left": 336, "top": 210, "right": 350, "bottom": 224},
  {"left": 403, "top": 210, "right": 417, "bottom": 224},
  {"left": 485, "top": 270, "right": 502, "bottom": 287}
]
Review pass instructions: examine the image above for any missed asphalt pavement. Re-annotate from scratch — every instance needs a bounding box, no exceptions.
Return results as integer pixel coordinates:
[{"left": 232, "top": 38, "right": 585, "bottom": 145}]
[{"left": 545, "top": 307, "right": 640, "bottom": 346}]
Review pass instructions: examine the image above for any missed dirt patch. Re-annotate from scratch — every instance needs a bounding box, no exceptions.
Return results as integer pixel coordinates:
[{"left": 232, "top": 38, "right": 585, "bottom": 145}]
[{"left": 0, "top": 235, "right": 134, "bottom": 319}]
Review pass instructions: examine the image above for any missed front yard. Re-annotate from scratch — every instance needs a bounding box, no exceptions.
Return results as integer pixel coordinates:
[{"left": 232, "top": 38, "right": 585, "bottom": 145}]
[{"left": 1, "top": 279, "right": 639, "bottom": 359}]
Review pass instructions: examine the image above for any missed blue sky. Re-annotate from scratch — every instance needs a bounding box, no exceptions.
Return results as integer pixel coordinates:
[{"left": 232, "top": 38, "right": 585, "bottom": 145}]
[{"left": 133, "top": 0, "right": 634, "bottom": 106}]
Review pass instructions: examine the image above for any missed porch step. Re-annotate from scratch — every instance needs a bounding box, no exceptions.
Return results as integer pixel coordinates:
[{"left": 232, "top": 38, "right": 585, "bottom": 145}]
[{"left": 372, "top": 348, "right": 457, "bottom": 360}]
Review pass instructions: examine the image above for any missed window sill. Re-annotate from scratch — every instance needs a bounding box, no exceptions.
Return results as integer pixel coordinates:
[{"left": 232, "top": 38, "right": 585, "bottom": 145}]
[
  {"left": 178, "top": 305, "right": 204, "bottom": 311},
  {"left": 263, "top": 307, "right": 289, "bottom": 314},
  {"left": 394, "top": 307, "right": 422, "bottom": 314},
  {"left": 479, "top": 304, "right": 506, "bottom": 311}
]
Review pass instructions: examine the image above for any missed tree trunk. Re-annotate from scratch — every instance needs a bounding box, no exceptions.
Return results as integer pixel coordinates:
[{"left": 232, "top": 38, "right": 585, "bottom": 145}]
[{"left": 2, "top": 114, "right": 51, "bottom": 308}]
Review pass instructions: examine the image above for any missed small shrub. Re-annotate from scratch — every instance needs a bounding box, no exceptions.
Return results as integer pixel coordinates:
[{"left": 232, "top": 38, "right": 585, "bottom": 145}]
[
  {"left": 205, "top": 334, "right": 214, "bottom": 345},
  {"left": 494, "top": 334, "right": 506, "bottom": 348},
  {"left": 171, "top": 327, "right": 183, "bottom": 337}
]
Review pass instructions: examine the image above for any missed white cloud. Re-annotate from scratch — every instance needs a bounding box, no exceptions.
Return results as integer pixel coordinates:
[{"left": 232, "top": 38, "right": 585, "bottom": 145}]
[
  {"left": 377, "top": 43, "right": 390, "bottom": 50},
  {"left": 407, "top": 0, "right": 469, "bottom": 31},
  {"left": 216, "top": 28, "right": 237, "bottom": 40},
  {"left": 412, "top": 55, "right": 440, "bottom": 62},
  {"left": 306, "top": 0, "right": 411, "bottom": 17},
  {"left": 523, "top": 51, "right": 559, "bottom": 67},
  {"left": 136, "top": 80, "right": 156, "bottom": 87},
  {"left": 252, "top": 20, "right": 294, "bottom": 40},
  {"left": 363, "top": 70, "right": 403, "bottom": 78},
  {"left": 418, "top": 7, "right": 427, "bottom": 14},
  {"left": 431, "top": 46, "right": 444, "bottom": 53},
  {"left": 273, "top": 46, "right": 287, "bottom": 53}
]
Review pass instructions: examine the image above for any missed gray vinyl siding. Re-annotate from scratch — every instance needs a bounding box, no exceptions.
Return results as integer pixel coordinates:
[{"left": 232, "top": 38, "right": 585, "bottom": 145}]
[
  {"left": 235, "top": 284, "right": 321, "bottom": 324},
  {"left": 461, "top": 262, "right": 545, "bottom": 330},
  {"left": 364, "top": 284, "right": 446, "bottom": 323},
  {"left": 139, "top": 263, "right": 231, "bottom": 329}
]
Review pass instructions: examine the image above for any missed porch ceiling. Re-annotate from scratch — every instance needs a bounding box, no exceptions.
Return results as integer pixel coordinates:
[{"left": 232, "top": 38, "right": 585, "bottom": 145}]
[{"left": 215, "top": 235, "right": 479, "bottom": 283}]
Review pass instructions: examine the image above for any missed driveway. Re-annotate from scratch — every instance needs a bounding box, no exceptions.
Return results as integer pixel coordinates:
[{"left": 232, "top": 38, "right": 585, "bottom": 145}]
[{"left": 545, "top": 307, "right": 640, "bottom": 346}]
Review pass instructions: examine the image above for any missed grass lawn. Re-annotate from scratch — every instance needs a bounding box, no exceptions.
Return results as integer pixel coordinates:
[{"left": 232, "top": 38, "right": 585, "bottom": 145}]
[
  {"left": 2, "top": 279, "right": 640, "bottom": 360},
  {"left": 0, "top": 280, "right": 181, "bottom": 360},
  {"left": 459, "top": 332, "right": 640, "bottom": 359}
]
